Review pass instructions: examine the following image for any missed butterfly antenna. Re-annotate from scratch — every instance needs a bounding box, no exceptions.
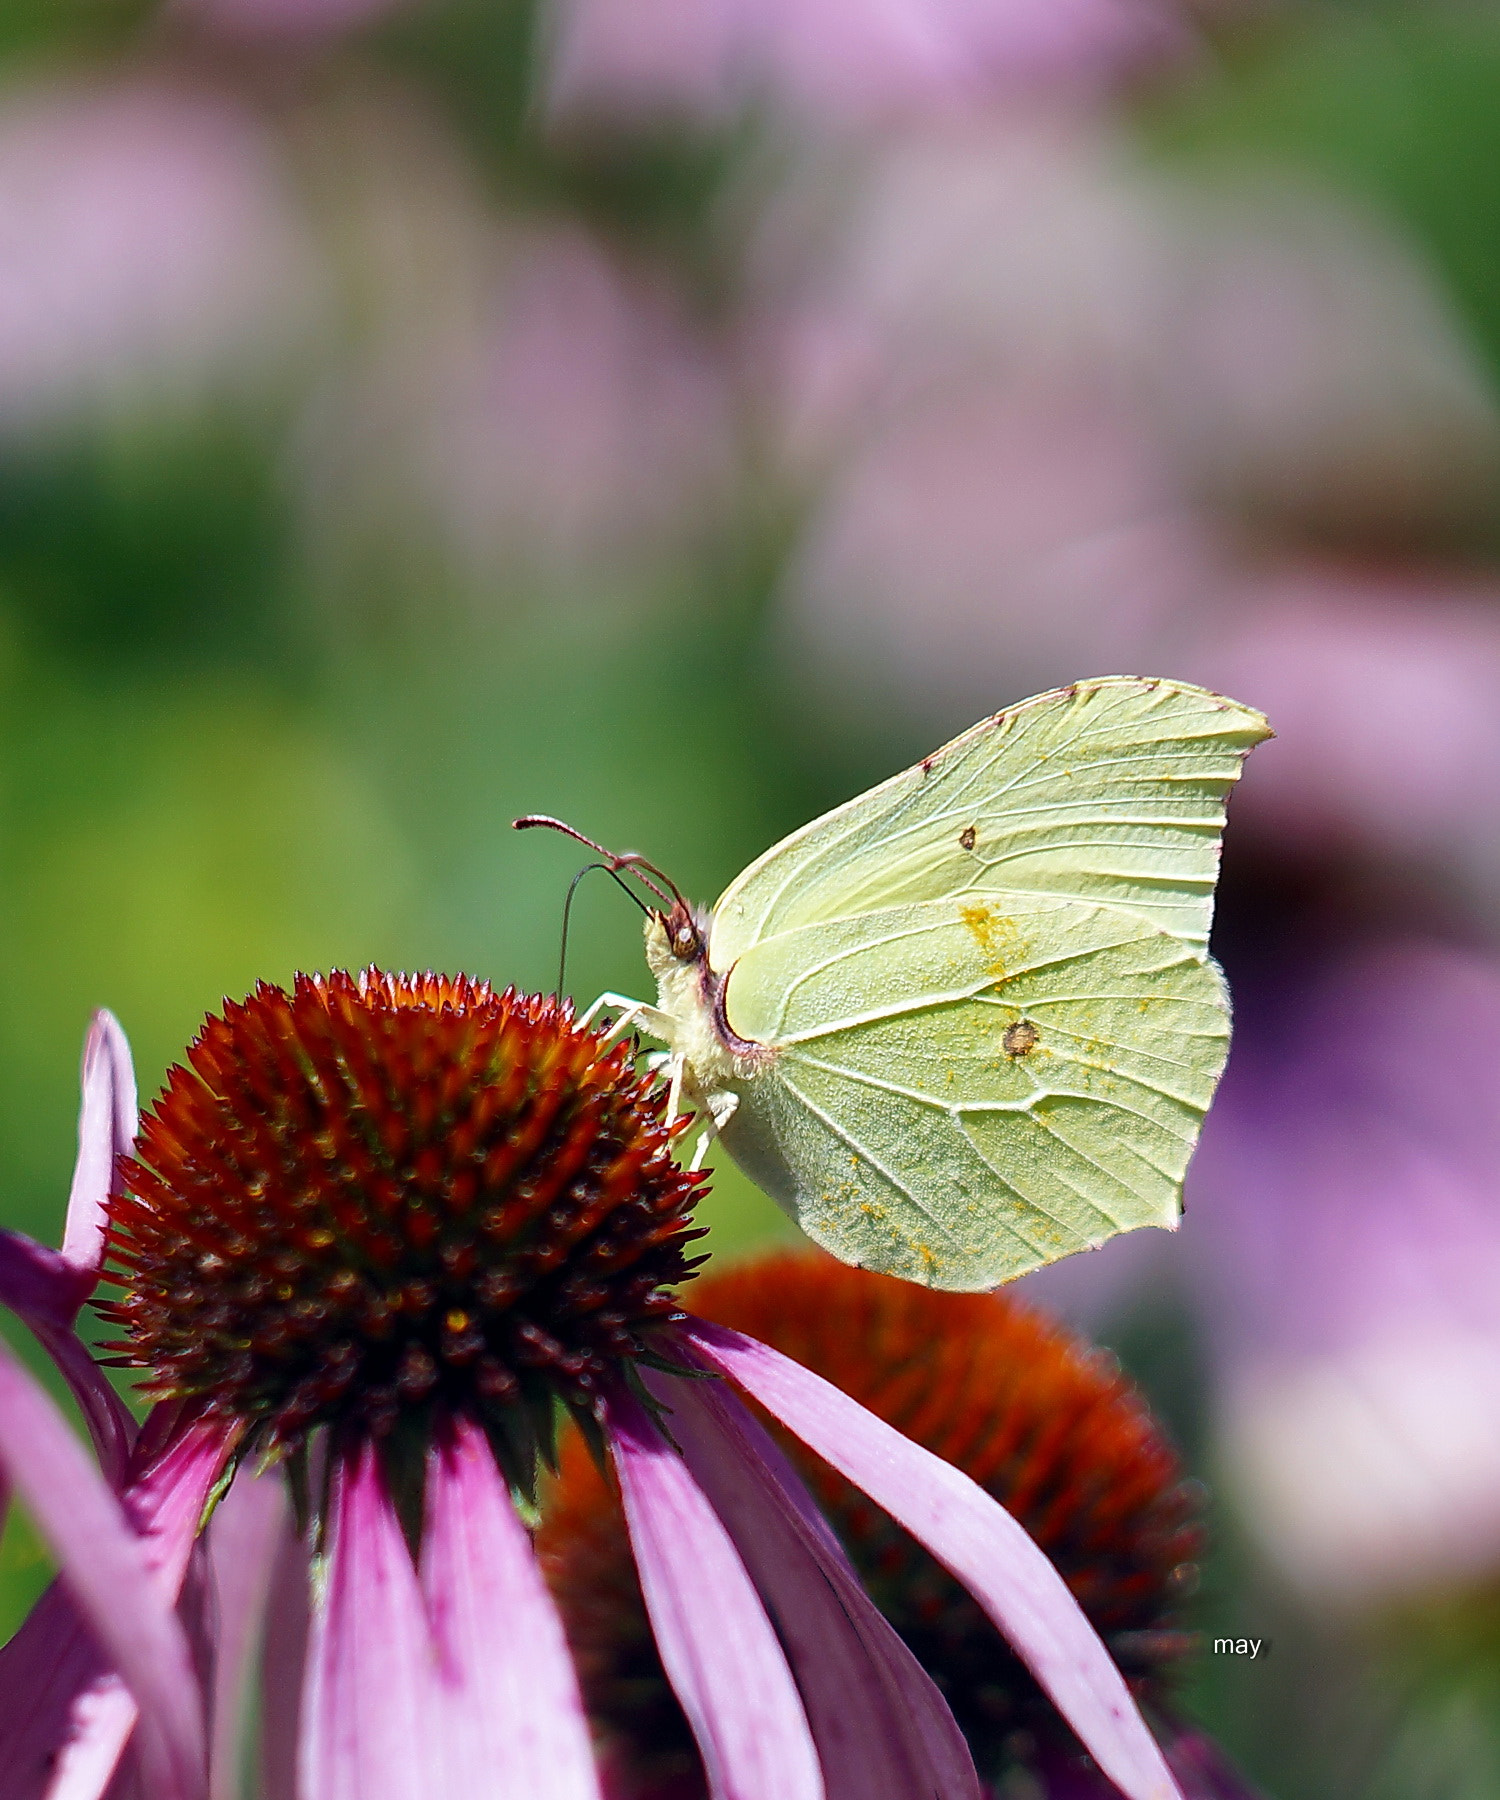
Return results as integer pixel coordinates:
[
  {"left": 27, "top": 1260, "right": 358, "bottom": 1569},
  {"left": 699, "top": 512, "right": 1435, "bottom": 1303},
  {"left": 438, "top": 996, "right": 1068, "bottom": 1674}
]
[
  {"left": 515, "top": 815, "right": 620, "bottom": 861},
  {"left": 557, "top": 862, "right": 650, "bottom": 995},
  {"left": 513, "top": 814, "right": 689, "bottom": 915}
]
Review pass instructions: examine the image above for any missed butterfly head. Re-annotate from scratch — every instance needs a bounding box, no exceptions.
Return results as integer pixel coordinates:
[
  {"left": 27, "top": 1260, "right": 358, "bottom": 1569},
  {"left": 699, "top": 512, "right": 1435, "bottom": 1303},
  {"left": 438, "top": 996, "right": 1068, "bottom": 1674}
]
[
  {"left": 643, "top": 900, "right": 713, "bottom": 990},
  {"left": 514, "top": 814, "right": 711, "bottom": 972},
  {"left": 510, "top": 814, "right": 758, "bottom": 1074},
  {"left": 663, "top": 899, "right": 707, "bottom": 963}
]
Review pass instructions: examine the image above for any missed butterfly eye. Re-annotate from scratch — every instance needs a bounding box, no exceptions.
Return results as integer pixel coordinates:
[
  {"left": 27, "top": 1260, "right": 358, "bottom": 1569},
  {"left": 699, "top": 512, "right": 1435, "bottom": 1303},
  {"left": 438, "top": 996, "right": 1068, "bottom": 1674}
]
[{"left": 664, "top": 903, "right": 703, "bottom": 961}]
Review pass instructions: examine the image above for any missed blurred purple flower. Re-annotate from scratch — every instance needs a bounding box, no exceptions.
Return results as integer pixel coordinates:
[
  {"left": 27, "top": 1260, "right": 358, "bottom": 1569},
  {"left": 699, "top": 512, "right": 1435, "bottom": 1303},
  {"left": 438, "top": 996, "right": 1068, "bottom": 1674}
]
[
  {"left": 0, "top": 987, "right": 1185, "bottom": 1800},
  {"left": 544, "top": 0, "right": 1192, "bottom": 127},
  {"left": 298, "top": 214, "right": 729, "bottom": 586},
  {"left": 750, "top": 123, "right": 1500, "bottom": 728},
  {"left": 782, "top": 377, "right": 1215, "bottom": 712},
  {"left": 1187, "top": 936, "right": 1500, "bottom": 1600},
  {"left": 749, "top": 118, "right": 1174, "bottom": 462},
  {"left": 1032, "top": 931, "right": 1500, "bottom": 1602},
  {"left": 751, "top": 120, "right": 1218, "bottom": 706},
  {"left": 438, "top": 231, "right": 730, "bottom": 576},
  {"left": 1152, "top": 181, "right": 1500, "bottom": 544},
  {"left": 1189, "top": 568, "right": 1500, "bottom": 895},
  {"left": 0, "top": 80, "right": 318, "bottom": 425}
]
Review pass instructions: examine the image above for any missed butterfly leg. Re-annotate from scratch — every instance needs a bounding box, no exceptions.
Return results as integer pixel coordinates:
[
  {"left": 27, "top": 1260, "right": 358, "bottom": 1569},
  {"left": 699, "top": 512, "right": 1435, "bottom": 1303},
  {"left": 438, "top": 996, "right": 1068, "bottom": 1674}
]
[
  {"left": 577, "top": 991, "right": 673, "bottom": 1048},
  {"left": 664, "top": 1054, "right": 686, "bottom": 1127},
  {"left": 688, "top": 1090, "right": 739, "bottom": 1172}
]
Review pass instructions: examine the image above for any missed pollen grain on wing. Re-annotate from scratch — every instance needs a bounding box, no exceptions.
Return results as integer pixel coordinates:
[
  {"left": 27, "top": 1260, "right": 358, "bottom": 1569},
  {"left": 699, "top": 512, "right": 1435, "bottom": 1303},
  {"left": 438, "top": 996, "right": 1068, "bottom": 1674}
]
[{"left": 958, "top": 902, "right": 1028, "bottom": 983}]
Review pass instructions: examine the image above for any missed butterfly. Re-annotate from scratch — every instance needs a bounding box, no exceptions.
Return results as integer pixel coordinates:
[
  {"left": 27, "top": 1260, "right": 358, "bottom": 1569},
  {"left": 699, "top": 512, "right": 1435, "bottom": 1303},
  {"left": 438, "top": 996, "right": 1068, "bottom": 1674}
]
[{"left": 519, "top": 676, "right": 1269, "bottom": 1291}]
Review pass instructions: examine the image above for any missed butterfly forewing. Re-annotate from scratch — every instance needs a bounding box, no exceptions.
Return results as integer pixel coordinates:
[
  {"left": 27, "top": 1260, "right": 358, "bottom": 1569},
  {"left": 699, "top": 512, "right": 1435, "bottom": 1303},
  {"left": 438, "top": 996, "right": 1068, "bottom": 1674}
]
[{"left": 708, "top": 677, "right": 1271, "bottom": 970}]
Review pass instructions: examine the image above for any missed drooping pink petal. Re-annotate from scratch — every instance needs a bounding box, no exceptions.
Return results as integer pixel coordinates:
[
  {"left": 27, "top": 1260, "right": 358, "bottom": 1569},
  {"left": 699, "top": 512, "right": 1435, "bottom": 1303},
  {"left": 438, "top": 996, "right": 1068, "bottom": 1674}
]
[
  {"left": 31, "top": 1320, "right": 134, "bottom": 1492},
  {"left": 421, "top": 1416, "right": 601, "bottom": 1800},
  {"left": 0, "top": 1237, "right": 133, "bottom": 1489},
  {"left": 47, "top": 1664, "right": 143, "bottom": 1800},
  {"left": 100, "top": 1754, "right": 147, "bottom": 1800},
  {"left": 204, "top": 1466, "right": 287, "bottom": 1800},
  {"left": 0, "top": 1579, "right": 115, "bottom": 1800},
  {"left": 299, "top": 1440, "right": 438, "bottom": 1800},
  {"left": 0, "top": 1366, "right": 221, "bottom": 1800},
  {"left": 681, "top": 1321, "right": 1182, "bottom": 1800},
  {"left": 0, "top": 1009, "right": 140, "bottom": 1485},
  {"left": 1161, "top": 1729, "right": 1265, "bottom": 1800},
  {"left": 1033, "top": 1725, "right": 1264, "bottom": 1798},
  {"left": 641, "top": 1362, "right": 981, "bottom": 1800},
  {"left": 62, "top": 1012, "right": 137, "bottom": 1290},
  {"left": 27, "top": 1422, "right": 227, "bottom": 1800},
  {"left": 172, "top": 1542, "right": 219, "bottom": 1800},
  {"left": 258, "top": 1509, "right": 311, "bottom": 1800},
  {"left": 601, "top": 1383, "right": 824, "bottom": 1800},
  {"left": 0, "top": 1231, "right": 86, "bottom": 1324}
]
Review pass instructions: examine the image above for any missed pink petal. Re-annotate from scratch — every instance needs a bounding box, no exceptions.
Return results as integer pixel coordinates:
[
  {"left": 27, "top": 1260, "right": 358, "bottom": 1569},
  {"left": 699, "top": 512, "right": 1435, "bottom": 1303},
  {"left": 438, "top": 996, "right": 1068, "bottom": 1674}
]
[
  {"left": 0, "top": 1013, "right": 140, "bottom": 1487},
  {"left": 62, "top": 1012, "right": 137, "bottom": 1288},
  {"left": 602, "top": 1383, "right": 824, "bottom": 1800},
  {"left": 421, "top": 1417, "right": 601, "bottom": 1800},
  {"left": 641, "top": 1362, "right": 981, "bottom": 1800},
  {"left": 0, "top": 1579, "right": 114, "bottom": 1799},
  {"left": 0, "top": 1231, "right": 87, "bottom": 1324},
  {"left": 681, "top": 1321, "right": 1182, "bottom": 1800},
  {"left": 258, "top": 1510, "right": 312, "bottom": 1800},
  {"left": 1161, "top": 1729, "right": 1263, "bottom": 1800},
  {"left": 204, "top": 1467, "right": 287, "bottom": 1800},
  {"left": 31, "top": 1321, "right": 135, "bottom": 1491},
  {"left": 299, "top": 1440, "right": 437, "bottom": 1800},
  {"left": 0, "top": 1238, "right": 133, "bottom": 1487},
  {"left": 47, "top": 1665, "right": 142, "bottom": 1800},
  {"left": 1033, "top": 1724, "right": 1263, "bottom": 1798},
  {"left": 0, "top": 1371, "right": 220, "bottom": 1800},
  {"left": 0, "top": 1238, "right": 133, "bottom": 1476}
]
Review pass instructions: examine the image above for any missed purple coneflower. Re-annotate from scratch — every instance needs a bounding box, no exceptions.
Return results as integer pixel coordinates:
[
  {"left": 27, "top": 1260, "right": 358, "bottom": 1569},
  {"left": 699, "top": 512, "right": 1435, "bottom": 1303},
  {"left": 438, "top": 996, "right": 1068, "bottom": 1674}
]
[
  {"left": 1, "top": 973, "right": 1183, "bottom": 1800},
  {"left": 542, "top": 1252, "right": 1260, "bottom": 1799}
]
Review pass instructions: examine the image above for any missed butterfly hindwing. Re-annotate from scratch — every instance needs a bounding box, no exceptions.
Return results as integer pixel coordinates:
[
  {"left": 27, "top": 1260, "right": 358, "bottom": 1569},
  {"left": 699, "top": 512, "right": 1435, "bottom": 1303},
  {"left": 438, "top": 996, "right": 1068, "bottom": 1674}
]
[{"left": 717, "top": 891, "right": 1229, "bottom": 1289}]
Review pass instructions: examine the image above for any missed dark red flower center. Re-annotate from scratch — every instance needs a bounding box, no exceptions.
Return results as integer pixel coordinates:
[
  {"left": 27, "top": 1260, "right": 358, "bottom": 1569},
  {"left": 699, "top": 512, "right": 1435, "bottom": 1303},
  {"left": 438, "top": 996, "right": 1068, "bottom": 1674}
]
[{"left": 100, "top": 971, "right": 705, "bottom": 1465}]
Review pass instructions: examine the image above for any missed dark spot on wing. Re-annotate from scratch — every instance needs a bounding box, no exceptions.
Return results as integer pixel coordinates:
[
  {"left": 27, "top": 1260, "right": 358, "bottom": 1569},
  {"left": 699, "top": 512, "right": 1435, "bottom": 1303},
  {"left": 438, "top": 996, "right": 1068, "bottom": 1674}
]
[
  {"left": 959, "top": 825, "right": 977, "bottom": 852},
  {"left": 1003, "top": 1020, "right": 1039, "bottom": 1058}
]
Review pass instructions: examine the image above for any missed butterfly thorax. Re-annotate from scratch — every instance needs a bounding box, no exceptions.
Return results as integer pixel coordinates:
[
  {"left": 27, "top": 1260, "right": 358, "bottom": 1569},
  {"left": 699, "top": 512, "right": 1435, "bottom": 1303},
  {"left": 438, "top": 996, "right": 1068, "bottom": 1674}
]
[{"left": 644, "top": 909, "right": 769, "bottom": 1092}]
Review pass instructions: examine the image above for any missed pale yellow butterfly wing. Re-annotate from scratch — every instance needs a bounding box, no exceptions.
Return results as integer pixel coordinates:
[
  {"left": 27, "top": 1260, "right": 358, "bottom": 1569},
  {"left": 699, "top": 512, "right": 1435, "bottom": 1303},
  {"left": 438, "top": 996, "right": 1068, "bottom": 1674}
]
[
  {"left": 684, "top": 677, "right": 1267, "bottom": 1290},
  {"left": 708, "top": 677, "right": 1270, "bottom": 967},
  {"left": 715, "top": 892, "right": 1229, "bottom": 1289}
]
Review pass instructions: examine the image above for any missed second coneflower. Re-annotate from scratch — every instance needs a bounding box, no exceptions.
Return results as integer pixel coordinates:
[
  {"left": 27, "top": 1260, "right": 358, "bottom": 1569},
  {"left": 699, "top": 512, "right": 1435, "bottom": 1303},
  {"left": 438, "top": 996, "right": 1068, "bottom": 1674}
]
[
  {"left": 1, "top": 974, "right": 1181, "bottom": 1800},
  {"left": 542, "top": 1253, "right": 1260, "bottom": 1800}
]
